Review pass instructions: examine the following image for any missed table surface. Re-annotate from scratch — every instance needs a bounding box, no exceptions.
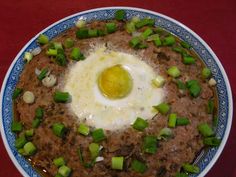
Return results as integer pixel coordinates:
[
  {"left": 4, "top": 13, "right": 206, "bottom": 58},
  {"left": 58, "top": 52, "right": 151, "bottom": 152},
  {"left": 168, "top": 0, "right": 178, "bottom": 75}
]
[{"left": 0, "top": 0, "right": 236, "bottom": 177}]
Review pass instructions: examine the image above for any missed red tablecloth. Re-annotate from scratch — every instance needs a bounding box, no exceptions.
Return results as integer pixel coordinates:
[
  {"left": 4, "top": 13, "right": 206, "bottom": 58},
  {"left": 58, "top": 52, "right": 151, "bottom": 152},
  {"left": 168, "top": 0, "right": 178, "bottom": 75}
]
[{"left": 0, "top": 0, "right": 235, "bottom": 177}]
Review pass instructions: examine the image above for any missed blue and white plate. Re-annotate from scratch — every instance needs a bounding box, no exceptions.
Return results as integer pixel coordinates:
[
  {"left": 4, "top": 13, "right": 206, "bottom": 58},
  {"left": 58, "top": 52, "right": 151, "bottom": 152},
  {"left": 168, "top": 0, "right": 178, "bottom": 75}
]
[{"left": 0, "top": 7, "right": 233, "bottom": 177}]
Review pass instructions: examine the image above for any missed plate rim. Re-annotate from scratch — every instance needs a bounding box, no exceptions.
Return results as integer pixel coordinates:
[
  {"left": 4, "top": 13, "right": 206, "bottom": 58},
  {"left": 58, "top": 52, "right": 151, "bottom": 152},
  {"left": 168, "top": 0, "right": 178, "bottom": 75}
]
[{"left": 0, "top": 6, "right": 233, "bottom": 177}]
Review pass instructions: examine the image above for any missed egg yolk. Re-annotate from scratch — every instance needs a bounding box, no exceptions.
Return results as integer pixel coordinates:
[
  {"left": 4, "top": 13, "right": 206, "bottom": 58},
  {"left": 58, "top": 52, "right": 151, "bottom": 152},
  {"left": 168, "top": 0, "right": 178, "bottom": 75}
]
[{"left": 98, "top": 65, "right": 133, "bottom": 99}]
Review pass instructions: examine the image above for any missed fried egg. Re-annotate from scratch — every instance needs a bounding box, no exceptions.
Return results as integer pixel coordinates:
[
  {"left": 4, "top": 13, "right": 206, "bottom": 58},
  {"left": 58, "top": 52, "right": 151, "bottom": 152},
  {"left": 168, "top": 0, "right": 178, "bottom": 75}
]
[{"left": 63, "top": 46, "right": 165, "bottom": 130}]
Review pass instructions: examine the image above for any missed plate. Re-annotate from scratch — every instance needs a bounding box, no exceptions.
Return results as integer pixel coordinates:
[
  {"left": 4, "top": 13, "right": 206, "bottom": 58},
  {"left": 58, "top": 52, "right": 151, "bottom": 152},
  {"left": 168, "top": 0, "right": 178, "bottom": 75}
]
[{"left": 0, "top": 7, "right": 233, "bottom": 177}]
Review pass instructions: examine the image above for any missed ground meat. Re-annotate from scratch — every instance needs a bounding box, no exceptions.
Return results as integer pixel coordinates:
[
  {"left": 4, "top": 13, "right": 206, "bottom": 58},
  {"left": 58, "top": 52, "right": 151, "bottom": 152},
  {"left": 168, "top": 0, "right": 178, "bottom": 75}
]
[{"left": 14, "top": 19, "right": 216, "bottom": 177}]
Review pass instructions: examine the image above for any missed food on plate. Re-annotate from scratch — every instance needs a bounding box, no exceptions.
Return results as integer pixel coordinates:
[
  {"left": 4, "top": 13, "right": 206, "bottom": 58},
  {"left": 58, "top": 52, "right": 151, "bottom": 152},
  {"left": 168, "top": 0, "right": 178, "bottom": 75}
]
[{"left": 11, "top": 10, "right": 220, "bottom": 177}]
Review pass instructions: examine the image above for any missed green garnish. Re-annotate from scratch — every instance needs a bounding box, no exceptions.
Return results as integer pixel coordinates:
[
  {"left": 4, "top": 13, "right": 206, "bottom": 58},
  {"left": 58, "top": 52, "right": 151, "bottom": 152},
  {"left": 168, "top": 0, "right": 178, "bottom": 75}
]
[
  {"left": 37, "top": 68, "right": 48, "bottom": 81},
  {"left": 183, "top": 56, "right": 195, "bottom": 65},
  {"left": 106, "top": 23, "right": 117, "bottom": 33},
  {"left": 92, "top": 128, "right": 106, "bottom": 142},
  {"left": 163, "top": 36, "right": 175, "bottom": 46},
  {"left": 203, "top": 137, "right": 221, "bottom": 146},
  {"left": 115, "top": 10, "right": 126, "bottom": 21},
  {"left": 78, "top": 123, "right": 90, "bottom": 136},
  {"left": 135, "top": 18, "right": 155, "bottom": 28},
  {"left": 207, "top": 99, "right": 214, "bottom": 114},
  {"left": 70, "top": 48, "right": 85, "bottom": 61},
  {"left": 12, "top": 88, "right": 23, "bottom": 99},
  {"left": 198, "top": 123, "right": 214, "bottom": 137},
  {"left": 23, "top": 52, "right": 33, "bottom": 63},
  {"left": 176, "top": 172, "right": 188, "bottom": 177},
  {"left": 37, "top": 34, "right": 49, "bottom": 45},
  {"left": 88, "top": 29, "right": 98, "bottom": 38},
  {"left": 15, "top": 135, "right": 27, "bottom": 149},
  {"left": 186, "top": 80, "right": 201, "bottom": 97},
  {"left": 89, "top": 143, "right": 100, "bottom": 159},
  {"left": 129, "top": 37, "right": 141, "bottom": 48},
  {"left": 52, "top": 123, "right": 66, "bottom": 138},
  {"left": 176, "top": 80, "right": 186, "bottom": 90},
  {"left": 58, "top": 165, "right": 71, "bottom": 177},
  {"left": 76, "top": 28, "right": 89, "bottom": 39},
  {"left": 153, "top": 37, "right": 162, "bottom": 47},
  {"left": 157, "top": 127, "right": 172, "bottom": 140},
  {"left": 143, "top": 136, "right": 157, "bottom": 154},
  {"left": 53, "top": 91, "right": 70, "bottom": 103},
  {"left": 152, "top": 75, "right": 165, "bottom": 88},
  {"left": 63, "top": 38, "right": 74, "bottom": 48},
  {"left": 176, "top": 117, "right": 190, "bottom": 126},
  {"left": 141, "top": 28, "right": 153, "bottom": 40},
  {"left": 131, "top": 159, "right": 147, "bottom": 173},
  {"left": 168, "top": 113, "right": 177, "bottom": 128},
  {"left": 25, "top": 129, "right": 34, "bottom": 137},
  {"left": 111, "top": 156, "right": 124, "bottom": 170},
  {"left": 125, "top": 22, "right": 136, "bottom": 34},
  {"left": 23, "top": 142, "right": 37, "bottom": 156},
  {"left": 202, "top": 67, "right": 212, "bottom": 79},
  {"left": 132, "top": 117, "right": 148, "bottom": 131},
  {"left": 11, "top": 121, "right": 23, "bottom": 132},
  {"left": 53, "top": 157, "right": 66, "bottom": 167},
  {"left": 35, "top": 107, "right": 44, "bottom": 119},
  {"left": 167, "top": 66, "right": 180, "bottom": 78},
  {"left": 46, "top": 49, "right": 57, "bottom": 56},
  {"left": 32, "top": 118, "right": 41, "bottom": 128},
  {"left": 180, "top": 41, "right": 191, "bottom": 49},
  {"left": 153, "top": 103, "right": 170, "bottom": 115},
  {"left": 182, "top": 163, "right": 200, "bottom": 174},
  {"left": 55, "top": 53, "right": 67, "bottom": 66}
]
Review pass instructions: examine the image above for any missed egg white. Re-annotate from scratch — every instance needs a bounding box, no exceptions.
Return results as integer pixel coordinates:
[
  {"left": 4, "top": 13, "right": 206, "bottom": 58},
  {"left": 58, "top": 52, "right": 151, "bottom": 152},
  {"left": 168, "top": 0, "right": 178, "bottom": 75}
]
[{"left": 63, "top": 46, "right": 165, "bottom": 130}]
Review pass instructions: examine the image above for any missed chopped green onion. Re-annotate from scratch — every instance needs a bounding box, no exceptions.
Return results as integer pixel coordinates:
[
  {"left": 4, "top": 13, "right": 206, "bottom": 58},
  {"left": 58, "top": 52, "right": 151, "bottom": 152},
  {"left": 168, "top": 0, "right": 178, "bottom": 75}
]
[
  {"left": 58, "top": 165, "right": 71, "bottom": 177},
  {"left": 15, "top": 135, "right": 27, "bottom": 149},
  {"left": 32, "top": 118, "right": 41, "bottom": 128},
  {"left": 76, "top": 28, "right": 89, "bottom": 39},
  {"left": 135, "top": 18, "right": 155, "bottom": 28},
  {"left": 186, "top": 80, "right": 201, "bottom": 97},
  {"left": 202, "top": 67, "right": 212, "bottom": 79},
  {"left": 153, "top": 103, "right": 170, "bottom": 115},
  {"left": 106, "top": 23, "right": 117, "bottom": 33},
  {"left": 89, "top": 143, "right": 100, "bottom": 159},
  {"left": 207, "top": 99, "right": 214, "bottom": 114},
  {"left": 88, "top": 29, "right": 98, "bottom": 38},
  {"left": 78, "top": 123, "right": 90, "bottom": 136},
  {"left": 92, "top": 128, "right": 106, "bottom": 142},
  {"left": 111, "top": 156, "right": 124, "bottom": 170},
  {"left": 163, "top": 36, "right": 175, "bottom": 46},
  {"left": 153, "top": 37, "right": 162, "bottom": 47},
  {"left": 143, "top": 136, "right": 157, "bottom": 154},
  {"left": 46, "top": 49, "right": 57, "bottom": 56},
  {"left": 37, "top": 34, "right": 49, "bottom": 45},
  {"left": 168, "top": 113, "right": 177, "bottom": 128},
  {"left": 98, "top": 29, "right": 106, "bottom": 36},
  {"left": 70, "top": 48, "right": 85, "bottom": 61},
  {"left": 132, "top": 117, "right": 148, "bottom": 131},
  {"left": 25, "top": 129, "right": 34, "bottom": 137},
  {"left": 18, "top": 148, "right": 27, "bottom": 156},
  {"left": 52, "top": 123, "right": 66, "bottom": 138},
  {"left": 180, "top": 41, "right": 191, "bottom": 49},
  {"left": 23, "top": 142, "right": 37, "bottom": 156},
  {"left": 55, "top": 53, "right": 67, "bottom": 66},
  {"left": 147, "top": 34, "right": 159, "bottom": 41},
  {"left": 141, "top": 28, "right": 153, "bottom": 40},
  {"left": 131, "top": 159, "right": 147, "bottom": 173},
  {"left": 137, "top": 43, "right": 148, "bottom": 49},
  {"left": 154, "top": 27, "right": 166, "bottom": 34},
  {"left": 213, "top": 116, "right": 218, "bottom": 127},
  {"left": 37, "top": 68, "right": 48, "bottom": 81},
  {"left": 11, "top": 121, "right": 23, "bottom": 132},
  {"left": 24, "top": 52, "right": 33, "bottom": 63},
  {"left": 167, "top": 66, "right": 181, "bottom": 78},
  {"left": 125, "top": 22, "right": 136, "bottom": 33},
  {"left": 172, "top": 47, "right": 183, "bottom": 53},
  {"left": 198, "top": 123, "right": 214, "bottom": 137},
  {"left": 182, "top": 163, "right": 200, "bottom": 174},
  {"left": 183, "top": 56, "right": 195, "bottom": 65},
  {"left": 63, "top": 38, "right": 74, "bottom": 48},
  {"left": 152, "top": 75, "right": 165, "bottom": 88},
  {"left": 53, "top": 157, "right": 66, "bottom": 167},
  {"left": 203, "top": 137, "right": 221, "bottom": 146},
  {"left": 55, "top": 173, "right": 64, "bottom": 177},
  {"left": 53, "top": 42, "right": 63, "bottom": 50},
  {"left": 131, "top": 16, "right": 140, "bottom": 23},
  {"left": 77, "top": 147, "right": 96, "bottom": 168},
  {"left": 35, "top": 107, "right": 44, "bottom": 119},
  {"left": 115, "top": 10, "right": 126, "bottom": 21},
  {"left": 157, "top": 127, "right": 172, "bottom": 140},
  {"left": 176, "top": 80, "right": 186, "bottom": 90},
  {"left": 176, "top": 172, "right": 188, "bottom": 177},
  {"left": 12, "top": 88, "right": 23, "bottom": 99},
  {"left": 176, "top": 117, "right": 190, "bottom": 126},
  {"left": 53, "top": 91, "right": 70, "bottom": 103},
  {"left": 129, "top": 37, "right": 141, "bottom": 48},
  {"left": 75, "top": 20, "right": 86, "bottom": 28}
]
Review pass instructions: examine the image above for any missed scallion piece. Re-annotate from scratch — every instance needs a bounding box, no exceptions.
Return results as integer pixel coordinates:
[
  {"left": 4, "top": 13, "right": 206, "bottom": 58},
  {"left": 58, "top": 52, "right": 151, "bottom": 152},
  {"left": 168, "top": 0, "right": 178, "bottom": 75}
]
[
  {"left": 180, "top": 41, "right": 191, "bottom": 49},
  {"left": 24, "top": 52, "right": 33, "bottom": 63},
  {"left": 153, "top": 103, "right": 170, "bottom": 115},
  {"left": 75, "top": 19, "right": 86, "bottom": 28},
  {"left": 12, "top": 88, "right": 23, "bottom": 99},
  {"left": 207, "top": 99, "right": 214, "bottom": 114},
  {"left": 131, "top": 16, "right": 140, "bottom": 23},
  {"left": 35, "top": 107, "right": 44, "bottom": 119},
  {"left": 167, "top": 66, "right": 180, "bottom": 78},
  {"left": 52, "top": 123, "right": 66, "bottom": 138},
  {"left": 70, "top": 48, "right": 85, "bottom": 61},
  {"left": 137, "top": 43, "right": 148, "bottom": 49},
  {"left": 55, "top": 173, "right": 64, "bottom": 177},
  {"left": 168, "top": 113, "right": 177, "bottom": 128},
  {"left": 76, "top": 28, "right": 89, "bottom": 39},
  {"left": 186, "top": 80, "right": 201, "bottom": 97},
  {"left": 23, "top": 142, "right": 37, "bottom": 156},
  {"left": 176, "top": 172, "right": 188, "bottom": 177},
  {"left": 53, "top": 91, "right": 70, "bottom": 103},
  {"left": 78, "top": 123, "right": 90, "bottom": 136},
  {"left": 176, "top": 117, "right": 190, "bottom": 126},
  {"left": 63, "top": 38, "right": 74, "bottom": 48},
  {"left": 25, "top": 129, "right": 34, "bottom": 137},
  {"left": 135, "top": 18, "right": 155, "bottom": 28},
  {"left": 37, "top": 34, "right": 49, "bottom": 45},
  {"left": 89, "top": 143, "right": 100, "bottom": 159},
  {"left": 53, "top": 157, "right": 66, "bottom": 167},
  {"left": 129, "top": 37, "right": 141, "bottom": 48},
  {"left": 92, "top": 128, "right": 106, "bottom": 142},
  {"left": 106, "top": 23, "right": 117, "bottom": 33},
  {"left": 203, "top": 137, "right": 221, "bottom": 146},
  {"left": 46, "top": 49, "right": 58, "bottom": 56},
  {"left": 183, "top": 56, "right": 195, "bottom": 65},
  {"left": 154, "top": 37, "right": 162, "bottom": 47},
  {"left": 132, "top": 117, "right": 148, "bottom": 131},
  {"left": 115, "top": 10, "right": 126, "bottom": 21},
  {"left": 182, "top": 163, "right": 200, "bottom": 174},
  {"left": 37, "top": 68, "right": 48, "bottom": 81},
  {"left": 125, "top": 22, "right": 136, "bottom": 34},
  {"left": 11, "top": 121, "right": 23, "bottom": 132},
  {"left": 202, "top": 67, "right": 212, "bottom": 79},
  {"left": 88, "top": 29, "right": 98, "bottom": 38},
  {"left": 157, "top": 127, "right": 172, "bottom": 140},
  {"left": 152, "top": 75, "right": 165, "bottom": 88},
  {"left": 198, "top": 123, "right": 214, "bottom": 137},
  {"left": 53, "top": 42, "right": 63, "bottom": 50},
  {"left": 32, "top": 118, "right": 41, "bottom": 128},
  {"left": 141, "top": 28, "right": 153, "bottom": 40},
  {"left": 163, "top": 36, "right": 175, "bottom": 46},
  {"left": 58, "top": 165, "right": 71, "bottom": 177},
  {"left": 143, "top": 136, "right": 157, "bottom": 154},
  {"left": 131, "top": 159, "right": 147, "bottom": 173},
  {"left": 56, "top": 53, "right": 67, "bottom": 66},
  {"left": 176, "top": 80, "right": 186, "bottom": 90},
  {"left": 111, "top": 156, "right": 124, "bottom": 170},
  {"left": 15, "top": 135, "right": 27, "bottom": 149},
  {"left": 172, "top": 47, "right": 183, "bottom": 54},
  {"left": 98, "top": 29, "right": 106, "bottom": 36},
  {"left": 213, "top": 116, "right": 218, "bottom": 127}
]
